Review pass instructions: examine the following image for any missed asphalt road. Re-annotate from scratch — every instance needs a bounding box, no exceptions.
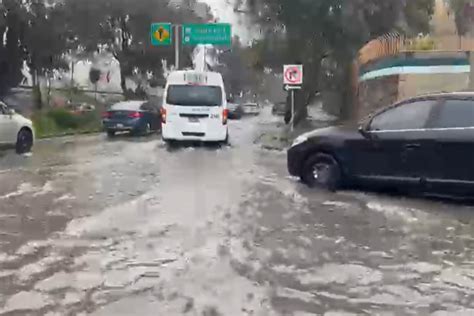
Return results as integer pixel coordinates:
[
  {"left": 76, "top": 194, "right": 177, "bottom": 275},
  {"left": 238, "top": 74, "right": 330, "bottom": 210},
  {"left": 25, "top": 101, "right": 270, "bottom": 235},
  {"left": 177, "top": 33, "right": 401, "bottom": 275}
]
[{"left": 1, "top": 110, "right": 474, "bottom": 315}]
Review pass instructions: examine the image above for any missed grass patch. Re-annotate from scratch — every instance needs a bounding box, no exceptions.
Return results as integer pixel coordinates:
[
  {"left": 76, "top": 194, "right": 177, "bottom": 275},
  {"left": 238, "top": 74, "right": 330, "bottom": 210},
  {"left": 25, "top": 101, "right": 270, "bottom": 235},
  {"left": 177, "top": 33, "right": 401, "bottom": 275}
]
[{"left": 33, "top": 108, "right": 103, "bottom": 138}]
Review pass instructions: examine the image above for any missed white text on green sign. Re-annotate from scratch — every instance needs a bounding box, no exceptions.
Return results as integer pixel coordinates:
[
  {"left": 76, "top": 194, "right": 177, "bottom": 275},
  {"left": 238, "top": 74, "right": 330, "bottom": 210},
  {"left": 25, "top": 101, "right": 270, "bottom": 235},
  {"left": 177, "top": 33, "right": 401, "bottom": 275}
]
[{"left": 182, "top": 23, "right": 232, "bottom": 46}]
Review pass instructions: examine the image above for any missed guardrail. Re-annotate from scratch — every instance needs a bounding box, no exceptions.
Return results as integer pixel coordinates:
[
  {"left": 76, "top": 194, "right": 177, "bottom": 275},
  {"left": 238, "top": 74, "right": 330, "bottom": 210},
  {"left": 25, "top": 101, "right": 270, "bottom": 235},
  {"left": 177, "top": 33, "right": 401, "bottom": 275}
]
[{"left": 16, "top": 85, "right": 124, "bottom": 95}]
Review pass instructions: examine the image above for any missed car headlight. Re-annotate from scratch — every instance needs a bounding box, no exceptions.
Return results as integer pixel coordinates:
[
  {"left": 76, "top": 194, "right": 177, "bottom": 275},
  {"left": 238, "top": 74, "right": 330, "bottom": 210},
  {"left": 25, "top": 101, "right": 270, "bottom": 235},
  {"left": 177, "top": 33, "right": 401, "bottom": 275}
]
[{"left": 292, "top": 135, "right": 308, "bottom": 147}]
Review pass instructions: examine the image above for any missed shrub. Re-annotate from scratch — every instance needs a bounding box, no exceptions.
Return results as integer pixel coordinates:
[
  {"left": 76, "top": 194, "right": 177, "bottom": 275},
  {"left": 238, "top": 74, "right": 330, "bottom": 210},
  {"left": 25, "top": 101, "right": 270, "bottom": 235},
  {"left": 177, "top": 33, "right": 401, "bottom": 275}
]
[
  {"left": 407, "top": 36, "right": 436, "bottom": 51},
  {"left": 47, "top": 108, "right": 81, "bottom": 129},
  {"left": 32, "top": 112, "right": 59, "bottom": 138}
]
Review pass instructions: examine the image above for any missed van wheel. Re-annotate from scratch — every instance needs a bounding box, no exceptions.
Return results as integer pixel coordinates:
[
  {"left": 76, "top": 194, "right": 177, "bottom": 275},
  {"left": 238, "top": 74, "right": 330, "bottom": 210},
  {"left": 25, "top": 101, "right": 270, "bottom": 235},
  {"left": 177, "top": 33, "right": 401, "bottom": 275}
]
[
  {"left": 16, "top": 128, "right": 33, "bottom": 154},
  {"left": 222, "top": 132, "right": 229, "bottom": 145},
  {"left": 107, "top": 130, "right": 115, "bottom": 137},
  {"left": 163, "top": 138, "right": 177, "bottom": 147},
  {"left": 301, "top": 153, "right": 341, "bottom": 191}
]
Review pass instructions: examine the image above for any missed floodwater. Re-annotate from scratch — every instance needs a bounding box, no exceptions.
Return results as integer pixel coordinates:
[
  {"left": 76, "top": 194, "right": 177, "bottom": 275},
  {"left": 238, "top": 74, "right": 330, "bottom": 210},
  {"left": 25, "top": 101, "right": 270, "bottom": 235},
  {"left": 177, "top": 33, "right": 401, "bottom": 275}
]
[{"left": 1, "top": 108, "right": 474, "bottom": 315}]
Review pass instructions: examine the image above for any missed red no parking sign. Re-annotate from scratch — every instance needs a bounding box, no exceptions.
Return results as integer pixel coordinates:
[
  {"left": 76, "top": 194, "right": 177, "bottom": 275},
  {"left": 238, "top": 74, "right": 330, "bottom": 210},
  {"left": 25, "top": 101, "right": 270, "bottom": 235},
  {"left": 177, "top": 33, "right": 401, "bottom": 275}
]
[{"left": 283, "top": 64, "right": 303, "bottom": 85}]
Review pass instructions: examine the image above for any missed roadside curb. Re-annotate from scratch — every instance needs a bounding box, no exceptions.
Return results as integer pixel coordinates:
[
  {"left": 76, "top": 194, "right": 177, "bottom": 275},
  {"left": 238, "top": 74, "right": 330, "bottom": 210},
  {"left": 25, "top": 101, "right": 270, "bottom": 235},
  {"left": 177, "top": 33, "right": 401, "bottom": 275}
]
[{"left": 37, "top": 129, "right": 103, "bottom": 140}]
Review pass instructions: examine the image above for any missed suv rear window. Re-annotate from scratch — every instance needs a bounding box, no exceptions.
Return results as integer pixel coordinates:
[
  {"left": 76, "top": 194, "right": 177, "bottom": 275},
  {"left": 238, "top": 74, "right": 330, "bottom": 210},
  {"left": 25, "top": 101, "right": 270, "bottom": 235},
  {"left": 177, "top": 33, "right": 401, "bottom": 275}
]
[{"left": 166, "top": 85, "right": 222, "bottom": 106}]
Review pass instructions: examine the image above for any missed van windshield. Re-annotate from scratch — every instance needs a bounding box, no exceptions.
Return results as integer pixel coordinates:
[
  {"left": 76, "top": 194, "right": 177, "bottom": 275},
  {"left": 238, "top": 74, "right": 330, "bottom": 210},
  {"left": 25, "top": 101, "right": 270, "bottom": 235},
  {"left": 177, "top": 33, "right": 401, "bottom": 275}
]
[{"left": 166, "top": 85, "right": 222, "bottom": 106}]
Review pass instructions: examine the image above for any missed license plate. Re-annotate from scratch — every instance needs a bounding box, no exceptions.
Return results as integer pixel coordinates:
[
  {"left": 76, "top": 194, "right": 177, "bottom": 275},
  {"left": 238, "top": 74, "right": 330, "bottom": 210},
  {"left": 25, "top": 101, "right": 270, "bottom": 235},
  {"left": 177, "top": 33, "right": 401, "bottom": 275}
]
[
  {"left": 116, "top": 123, "right": 124, "bottom": 128},
  {"left": 188, "top": 117, "right": 199, "bottom": 123}
]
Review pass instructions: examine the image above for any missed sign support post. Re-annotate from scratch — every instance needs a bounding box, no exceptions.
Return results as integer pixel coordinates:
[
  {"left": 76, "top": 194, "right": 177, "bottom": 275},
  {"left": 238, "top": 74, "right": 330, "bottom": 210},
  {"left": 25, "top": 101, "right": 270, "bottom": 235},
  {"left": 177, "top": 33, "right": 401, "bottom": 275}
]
[
  {"left": 283, "top": 64, "right": 303, "bottom": 131},
  {"left": 175, "top": 24, "right": 180, "bottom": 70},
  {"left": 290, "top": 89, "right": 295, "bottom": 132}
]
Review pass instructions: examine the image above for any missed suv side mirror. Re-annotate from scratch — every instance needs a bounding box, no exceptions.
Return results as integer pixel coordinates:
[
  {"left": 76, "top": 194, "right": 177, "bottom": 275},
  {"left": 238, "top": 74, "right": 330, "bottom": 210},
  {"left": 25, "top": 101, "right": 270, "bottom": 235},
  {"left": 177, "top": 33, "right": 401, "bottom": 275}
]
[
  {"left": 358, "top": 122, "right": 370, "bottom": 138},
  {"left": 7, "top": 108, "right": 15, "bottom": 115}
]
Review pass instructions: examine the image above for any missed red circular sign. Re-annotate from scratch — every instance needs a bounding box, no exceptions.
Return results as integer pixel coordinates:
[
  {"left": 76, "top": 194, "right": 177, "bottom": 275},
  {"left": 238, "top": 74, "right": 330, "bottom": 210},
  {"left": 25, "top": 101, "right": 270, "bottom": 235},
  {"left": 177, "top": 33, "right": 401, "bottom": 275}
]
[{"left": 284, "top": 67, "right": 302, "bottom": 84}]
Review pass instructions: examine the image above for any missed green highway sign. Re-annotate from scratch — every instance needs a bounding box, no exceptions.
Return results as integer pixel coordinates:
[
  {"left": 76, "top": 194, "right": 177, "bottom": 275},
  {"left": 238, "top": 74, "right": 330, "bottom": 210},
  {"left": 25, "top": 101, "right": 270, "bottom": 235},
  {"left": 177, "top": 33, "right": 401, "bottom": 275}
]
[
  {"left": 150, "top": 23, "right": 172, "bottom": 46},
  {"left": 182, "top": 23, "right": 232, "bottom": 46}
]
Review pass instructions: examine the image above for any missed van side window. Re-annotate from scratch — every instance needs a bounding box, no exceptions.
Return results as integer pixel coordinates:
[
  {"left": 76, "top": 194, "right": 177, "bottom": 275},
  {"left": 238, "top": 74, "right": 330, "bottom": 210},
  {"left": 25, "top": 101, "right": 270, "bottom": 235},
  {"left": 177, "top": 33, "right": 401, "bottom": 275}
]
[{"left": 433, "top": 99, "right": 474, "bottom": 128}]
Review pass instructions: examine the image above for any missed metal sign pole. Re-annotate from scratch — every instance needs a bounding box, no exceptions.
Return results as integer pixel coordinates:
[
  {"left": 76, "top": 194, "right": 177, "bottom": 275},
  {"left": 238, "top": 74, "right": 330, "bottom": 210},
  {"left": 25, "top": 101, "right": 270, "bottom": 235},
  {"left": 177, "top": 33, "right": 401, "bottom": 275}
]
[
  {"left": 175, "top": 24, "right": 180, "bottom": 70},
  {"left": 290, "top": 89, "right": 295, "bottom": 132}
]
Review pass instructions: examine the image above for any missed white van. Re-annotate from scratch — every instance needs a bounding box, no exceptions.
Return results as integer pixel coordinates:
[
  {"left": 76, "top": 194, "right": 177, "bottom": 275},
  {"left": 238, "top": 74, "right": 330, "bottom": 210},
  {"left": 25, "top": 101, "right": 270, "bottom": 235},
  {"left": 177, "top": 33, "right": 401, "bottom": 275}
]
[{"left": 161, "top": 71, "right": 229, "bottom": 143}]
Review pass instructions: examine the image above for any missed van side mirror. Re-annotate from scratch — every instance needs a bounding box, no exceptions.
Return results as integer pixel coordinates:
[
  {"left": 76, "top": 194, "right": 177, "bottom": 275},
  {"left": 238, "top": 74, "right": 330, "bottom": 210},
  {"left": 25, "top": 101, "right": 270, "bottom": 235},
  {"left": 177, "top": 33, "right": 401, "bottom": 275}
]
[{"left": 7, "top": 108, "right": 15, "bottom": 115}]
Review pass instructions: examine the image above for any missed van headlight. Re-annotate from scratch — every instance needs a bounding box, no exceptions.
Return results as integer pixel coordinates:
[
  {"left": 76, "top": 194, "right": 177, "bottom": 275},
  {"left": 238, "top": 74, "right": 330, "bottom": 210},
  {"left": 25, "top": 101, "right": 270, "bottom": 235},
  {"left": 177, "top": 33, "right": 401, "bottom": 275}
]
[{"left": 292, "top": 135, "right": 308, "bottom": 147}]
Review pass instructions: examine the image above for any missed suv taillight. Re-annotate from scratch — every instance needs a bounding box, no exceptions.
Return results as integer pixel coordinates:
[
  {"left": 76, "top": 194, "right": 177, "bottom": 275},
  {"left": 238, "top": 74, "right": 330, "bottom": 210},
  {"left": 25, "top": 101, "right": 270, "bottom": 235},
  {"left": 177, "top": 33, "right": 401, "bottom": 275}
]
[{"left": 160, "top": 108, "right": 167, "bottom": 124}]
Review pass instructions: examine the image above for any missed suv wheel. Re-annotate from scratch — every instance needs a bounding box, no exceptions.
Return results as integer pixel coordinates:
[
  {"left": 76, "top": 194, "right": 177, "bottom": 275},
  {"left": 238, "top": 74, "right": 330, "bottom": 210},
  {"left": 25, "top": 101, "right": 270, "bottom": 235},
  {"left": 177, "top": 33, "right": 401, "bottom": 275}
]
[
  {"left": 16, "top": 128, "right": 33, "bottom": 154},
  {"left": 301, "top": 153, "right": 342, "bottom": 191}
]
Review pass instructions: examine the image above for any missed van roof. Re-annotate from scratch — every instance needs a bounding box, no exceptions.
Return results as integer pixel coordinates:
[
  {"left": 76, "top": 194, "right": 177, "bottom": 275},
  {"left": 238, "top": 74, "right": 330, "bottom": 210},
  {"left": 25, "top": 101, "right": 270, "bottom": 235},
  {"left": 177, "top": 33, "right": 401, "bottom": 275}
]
[{"left": 166, "top": 70, "right": 224, "bottom": 86}]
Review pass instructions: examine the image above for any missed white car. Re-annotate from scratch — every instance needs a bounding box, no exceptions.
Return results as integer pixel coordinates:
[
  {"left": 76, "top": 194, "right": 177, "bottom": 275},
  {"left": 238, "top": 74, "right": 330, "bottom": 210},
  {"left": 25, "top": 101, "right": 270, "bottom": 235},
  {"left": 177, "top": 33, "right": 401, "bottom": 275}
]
[
  {"left": 0, "top": 102, "right": 34, "bottom": 153},
  {"left": 243, "top": 102, "right": 260, "bottom": 115}
]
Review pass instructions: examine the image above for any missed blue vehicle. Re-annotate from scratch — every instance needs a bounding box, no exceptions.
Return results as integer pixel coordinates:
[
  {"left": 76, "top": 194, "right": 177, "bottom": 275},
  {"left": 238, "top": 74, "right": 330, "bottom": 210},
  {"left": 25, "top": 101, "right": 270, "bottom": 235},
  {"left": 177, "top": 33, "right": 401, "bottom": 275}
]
[{"left": 102, "top": 101, "right": 161, "bottom": 137}]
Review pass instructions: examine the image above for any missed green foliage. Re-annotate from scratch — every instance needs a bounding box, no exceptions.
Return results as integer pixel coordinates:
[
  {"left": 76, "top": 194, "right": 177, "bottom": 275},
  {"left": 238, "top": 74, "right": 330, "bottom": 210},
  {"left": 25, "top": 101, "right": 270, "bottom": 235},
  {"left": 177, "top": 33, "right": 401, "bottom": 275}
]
[
  {"left": 32, "top": 108, "right": 102, "bottom": 138},
  {"left": 32, "top": 112, "right": 60, "bottom": 138},
  {"left": 47, "top": 108, "right": 81, "bottom": 129},
  {"left": 406, "top": 36, "right": 437, "bottom": 50},
  {"left": 404, "top": 0, "right": 435, "bottom": 35},
  {"left": 62, "top": 0, "right": 206, "bottom": 93},
  {"left": 247, "top": 0, "right": 436, "bottom": 118}
]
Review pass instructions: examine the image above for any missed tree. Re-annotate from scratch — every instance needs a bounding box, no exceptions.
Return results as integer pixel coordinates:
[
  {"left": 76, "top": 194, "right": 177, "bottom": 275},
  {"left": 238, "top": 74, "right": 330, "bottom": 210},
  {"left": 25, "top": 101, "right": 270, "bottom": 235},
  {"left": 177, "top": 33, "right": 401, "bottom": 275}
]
[
  {"left": 0, "top": 0, "right": 27, "bottom": 97},
  {"left": 247, "top": 0, "right": 435, "bottom": 119},
  {"left": 62, "top": 0, "right": 209, "bottom": 96},
  {"left": 0, "top": 0, "right": 70, "bottom": 108},
  {"left": 449, "top": 0, "right": 473, "bottom": 36},
  {"left": 23, "top": 0, "right": 70, "bottom": 108}
]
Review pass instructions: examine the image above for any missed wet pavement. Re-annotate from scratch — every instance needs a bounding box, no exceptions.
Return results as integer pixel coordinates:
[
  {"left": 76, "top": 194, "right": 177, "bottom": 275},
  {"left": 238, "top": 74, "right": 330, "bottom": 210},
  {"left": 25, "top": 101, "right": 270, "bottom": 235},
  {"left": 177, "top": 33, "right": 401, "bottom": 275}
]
[{"left": 1, "top": 109, "right": 474, "bottom": 315}]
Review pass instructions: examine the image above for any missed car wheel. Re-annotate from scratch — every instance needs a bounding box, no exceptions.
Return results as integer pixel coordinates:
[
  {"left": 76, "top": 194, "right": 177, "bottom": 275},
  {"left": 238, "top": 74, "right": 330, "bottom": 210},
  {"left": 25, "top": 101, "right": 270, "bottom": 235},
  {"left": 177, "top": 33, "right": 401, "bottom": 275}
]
[
  {"left": 16, "top": 128, "right": 33, "bottom": 154},
  {"left": 301, "top": 153, "right": 342, "bottom": 191},
  {"left": 143, "top": 123, "right": 151, "bottom": 135},
  {"left": 107, "top": 130, "right": 115, "bottom": 137}
]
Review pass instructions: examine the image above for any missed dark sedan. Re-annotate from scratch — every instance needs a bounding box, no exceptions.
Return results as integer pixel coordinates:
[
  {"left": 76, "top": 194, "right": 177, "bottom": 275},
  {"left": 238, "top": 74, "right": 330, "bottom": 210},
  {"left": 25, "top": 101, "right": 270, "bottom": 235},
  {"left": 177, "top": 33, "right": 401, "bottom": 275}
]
[
  {"left": 228, "top": 102, "right": 243, "bottom": 119},
  {"left": 272, "top": 101, "right": 286, "bottom": 116},
  {"left": 102, "top": 101, "right": 161, "bottom": 137},
  {"left": 288, "top": 92, "right": 474, "bottom": 197}
]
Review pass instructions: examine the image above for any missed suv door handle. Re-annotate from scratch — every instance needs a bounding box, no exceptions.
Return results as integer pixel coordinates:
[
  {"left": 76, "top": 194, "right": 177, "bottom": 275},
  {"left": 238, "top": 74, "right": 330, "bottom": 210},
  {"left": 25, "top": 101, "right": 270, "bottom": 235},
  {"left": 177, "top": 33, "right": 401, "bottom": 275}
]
[{"left": 405, "top": 143, "right": 421, "bottom": 149}]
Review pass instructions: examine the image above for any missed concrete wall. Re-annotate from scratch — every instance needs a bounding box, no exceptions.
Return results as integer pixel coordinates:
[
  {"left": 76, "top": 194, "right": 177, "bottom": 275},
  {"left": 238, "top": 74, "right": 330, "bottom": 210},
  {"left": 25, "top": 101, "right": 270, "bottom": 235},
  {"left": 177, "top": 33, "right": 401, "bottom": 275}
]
[
  {"left": 398, "top": 73, "right": 470, "bottom": 100},
  {"left": 356, "top": 75, "right": 399, "bottom": 120}
]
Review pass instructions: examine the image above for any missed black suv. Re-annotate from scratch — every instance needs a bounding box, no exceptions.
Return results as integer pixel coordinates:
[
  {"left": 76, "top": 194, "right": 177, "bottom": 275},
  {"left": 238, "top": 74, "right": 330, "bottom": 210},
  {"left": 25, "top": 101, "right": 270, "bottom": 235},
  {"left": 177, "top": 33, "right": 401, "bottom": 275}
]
[{"left": 287, "top": 92, "right": 474, "bottom": 196}]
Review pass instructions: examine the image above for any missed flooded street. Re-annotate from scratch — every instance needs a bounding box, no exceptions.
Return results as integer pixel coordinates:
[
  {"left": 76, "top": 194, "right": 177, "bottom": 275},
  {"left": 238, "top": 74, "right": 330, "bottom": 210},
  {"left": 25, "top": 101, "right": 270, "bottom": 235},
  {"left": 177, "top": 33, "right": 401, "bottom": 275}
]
[{"left": 1, "top": 110, "right": 474, "bottom": 315}]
